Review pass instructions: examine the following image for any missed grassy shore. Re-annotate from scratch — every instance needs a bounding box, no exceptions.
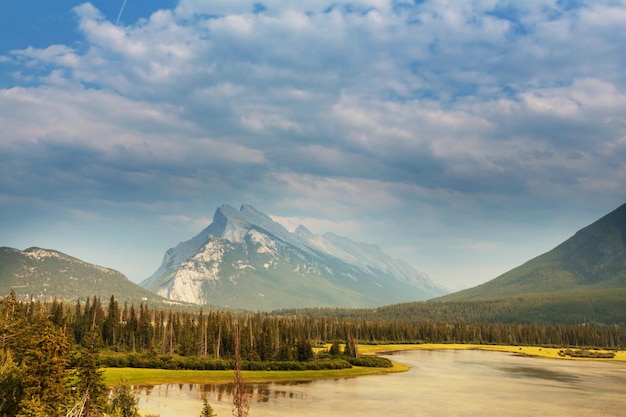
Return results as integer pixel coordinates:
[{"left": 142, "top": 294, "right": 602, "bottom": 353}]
[
  {"left": 103, "top": 343, "right": 625, "bottom": 386},
  {"left": 103, "top": 361, "right": 408, "bottom": 386},
  {"left": 359, "top": 343, "right": 626, "bottom": 361}
]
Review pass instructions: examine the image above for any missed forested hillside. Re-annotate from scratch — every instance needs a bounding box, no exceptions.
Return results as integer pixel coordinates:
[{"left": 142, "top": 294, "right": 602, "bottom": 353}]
[
  {"left": 0, "top": 247, "right": 169, "bottom": 305},
  {"left": 439, "top": 202, "right": 626, "bottom": 301},
  {"left": 278, "top": 288, "right": 626, "bottom": 328}
]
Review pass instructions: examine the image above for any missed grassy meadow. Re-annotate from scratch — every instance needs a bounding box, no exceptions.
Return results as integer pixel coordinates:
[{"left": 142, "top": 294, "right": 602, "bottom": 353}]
[{"left": 104, "top": 361, "right": 408, "bottom": 386}]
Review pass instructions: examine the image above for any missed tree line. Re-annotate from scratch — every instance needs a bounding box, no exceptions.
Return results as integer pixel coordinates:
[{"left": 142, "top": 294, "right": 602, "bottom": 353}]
[
  {"left": 2, "top": 291, "right": 626, "bottom": 416},
  {"left": 54, "top": 294, "right": 626, "bottom": 357},
  {"left": 275, "top": 288, "right": 626, "bottom": 328}
]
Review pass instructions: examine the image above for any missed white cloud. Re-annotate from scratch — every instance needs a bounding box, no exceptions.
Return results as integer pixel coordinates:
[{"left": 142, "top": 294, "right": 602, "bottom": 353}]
[
  {"left": 2, "top": 0, "right": 626, "bottom": 287},
  {"left": 12, "top": 45, "right": 80, "bottom": 67}
]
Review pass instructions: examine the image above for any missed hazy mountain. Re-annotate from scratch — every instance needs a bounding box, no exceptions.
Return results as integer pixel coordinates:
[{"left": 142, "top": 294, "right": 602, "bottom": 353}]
[
  {"left": 0, "top": 246, "right": 170, "bottom": 304},
  {"left": 439, "top": 202, "right": 626, "bottom": 302},
  {"left": 141, "top": 204, "right": 447, "bottom": 309}
]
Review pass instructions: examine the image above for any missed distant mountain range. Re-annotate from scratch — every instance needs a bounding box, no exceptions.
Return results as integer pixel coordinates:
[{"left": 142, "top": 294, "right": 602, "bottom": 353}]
[
  {"left": 439, "top": 202, "right": 626, "bottom": 301},
  {"left": 282, "top": 202, "right": 626, "bottom": 326},
  {"left": 140, "top": 204, "right": 447, "bottom": 309},
  {"left": 3, "top": 202, "right": 626, "bottom": 321},
  {"left": 0, "top": 247, "right": 168, "bottom": 304}
]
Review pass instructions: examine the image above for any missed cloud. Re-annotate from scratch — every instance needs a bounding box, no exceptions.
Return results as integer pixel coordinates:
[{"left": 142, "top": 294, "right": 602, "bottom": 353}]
[
  {"left": 4, "top": 2, "right": 625, "bottom": 200},
  {"left": 2, "top": 0, "right": 626, "bottom": 286}
]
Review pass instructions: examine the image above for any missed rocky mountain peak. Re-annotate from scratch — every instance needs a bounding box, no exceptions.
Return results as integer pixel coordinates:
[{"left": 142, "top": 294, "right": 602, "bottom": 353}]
[
  {"left": 211, "top": 204, "right": 293, "bottom": 245},
  {"left": 294, "top": 225, "right": 315, "bottom": 240},
  {"left": 140, "top": 204, "right": 448, "bottom": 309}
]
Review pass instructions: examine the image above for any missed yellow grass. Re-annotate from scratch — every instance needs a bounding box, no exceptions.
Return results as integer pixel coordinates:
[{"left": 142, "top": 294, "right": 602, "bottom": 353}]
[{"left": 358, "top": 343, "right": 626, "bottom": 362}]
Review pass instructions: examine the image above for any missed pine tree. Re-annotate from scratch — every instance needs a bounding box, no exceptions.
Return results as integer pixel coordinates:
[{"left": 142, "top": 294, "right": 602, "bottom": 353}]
[
  {"left": 109, "top": 378, "right": 139, "bottom": 417},
  {"left": 128, "top": 304, "right": 138, "bottom": 352},
  {"left": 138, "top": 303, "right": 153, "bottom": 351},
  {"left": 15, "top": 396, "right": 48, "bottom": 417},
  {"left": 0, "top": 348, "right": 23, "bottom": 417},
  {"left": 200, "top": 396, "right": 217, "bottom": 417},
  {"left": 49, "top": 299, "right": 65, "bottom": 327},
  {"left": 275, "top": 344, "right": 293, "bottom": 361},
  {"left": 343, "top": 337, "right": 357, "bottom": 358},
  {"left": 73, "top": 299, "right": 85, "bottom": 344},
  {"left": 103, "top": 295, "right": 120, "bottom": 347},
  {"left": 19, "top": 315, "right": 71, "bottom": 417},
  {"left": 0, "top": 292, "right": 26, "bottom": 416},
  {"left": 0, "top": 290, "right": 25, "bottom": 351},
  {"left": 74, "top": 328, "right": 107, "bottom": 415},
  {"left": 296, "top": 339, "right": 313, "bottom": 361}
]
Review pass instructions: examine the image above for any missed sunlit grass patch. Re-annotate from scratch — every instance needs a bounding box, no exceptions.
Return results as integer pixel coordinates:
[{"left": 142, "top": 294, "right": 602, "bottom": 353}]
[
  {"left": 103, "top": 363, "right": 406, "bottom": 387},
  {"left": 359, "top": 343, "right": 626, "bottom": 362}
]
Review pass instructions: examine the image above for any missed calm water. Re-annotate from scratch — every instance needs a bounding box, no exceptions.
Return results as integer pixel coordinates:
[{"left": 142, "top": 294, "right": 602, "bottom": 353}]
[{"left": 134, "top": 350, "right": 626, "bottom": 416}]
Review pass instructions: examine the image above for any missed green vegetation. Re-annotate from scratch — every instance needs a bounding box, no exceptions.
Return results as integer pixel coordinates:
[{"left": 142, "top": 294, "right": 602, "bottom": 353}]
[
  {"left": 437, "top": 203, "right": 626, "bottom": 302},
  {"left": 558, "top": 348, "right": 616, "bottom": 359},
  {"left": 110, "top": 378, "right": 140, "bottom": 417},
  {"left": 0, "top": 247, "right": 167, "bottom": 305},
  {"left": 63, "top": 293, "right": 626, "bottom": 358},
  {"left": 102, "top": 363, "right": 407, "bottom": 386},
  {"left": 100, "top": 350, "right": 354, "bottom": 371},
  {"left": 200, "top": 397, "right": 217, "bottom": 417},
  {"left": 2, "top": 287, "right": 626, "bottom": 415},
  {"left": 278, "top": 287, "right": 626, "bottom": 327},
  {"left": 0, "top": 290, "right": 99, "bottom": 416},
  {"left": 346, "top": 355, "right": 393, "bottom": 368},
  {"left": 0, "top": 291, "right": 213, "bottom": 416},
  {"left": 5, "top": 204, "right": 626, "bottom": 415}
]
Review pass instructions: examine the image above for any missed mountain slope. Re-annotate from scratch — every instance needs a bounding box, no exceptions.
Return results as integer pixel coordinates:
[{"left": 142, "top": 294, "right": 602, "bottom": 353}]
[
  {"left": 141, "top": 204, "right": 447, "bottom": 309},
  {"left": 440, "top": 202, "right": 626, "bottom": 301},
  {"left": 0, "top": 247, "right": 170, "bottom": 304}
]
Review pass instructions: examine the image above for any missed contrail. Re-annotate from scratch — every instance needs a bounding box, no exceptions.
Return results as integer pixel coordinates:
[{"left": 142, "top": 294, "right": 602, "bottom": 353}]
[{"left": 116, "top": 0, "right": 128, "bottom": 25}]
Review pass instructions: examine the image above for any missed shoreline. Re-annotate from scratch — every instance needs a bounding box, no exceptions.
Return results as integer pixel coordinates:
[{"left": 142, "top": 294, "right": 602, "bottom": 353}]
[
  {"left": 104, "top": 361, "right": 408, "bottom": 387},
  {"left": 360, "top": 343, "right": 626, "bottom": 361},
  {"left": 104, "top": 343, "right": 625, "bottom": 387}
]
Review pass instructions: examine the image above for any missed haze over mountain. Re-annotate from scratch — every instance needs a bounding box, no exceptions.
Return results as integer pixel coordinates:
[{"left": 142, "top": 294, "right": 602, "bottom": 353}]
[
  {"left": 439, "top": 202, "right": 626, "bottom": 302},
  {"left": 0, "top": 246, "right": 169, "bottom": 304},
  {"left": 141, "top": 204, "right": 447, "bottom": 309}
]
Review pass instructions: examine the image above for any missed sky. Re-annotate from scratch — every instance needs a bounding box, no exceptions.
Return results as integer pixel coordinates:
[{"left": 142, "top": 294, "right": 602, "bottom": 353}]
[{"left": 1, "top": 0, "right": 625, "bottom": 291}]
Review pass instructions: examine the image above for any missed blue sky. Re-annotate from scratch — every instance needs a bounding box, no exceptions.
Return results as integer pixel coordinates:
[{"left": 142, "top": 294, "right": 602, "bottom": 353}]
[{"left": 1, "top": 0, "right": 625, "bottom": 291}]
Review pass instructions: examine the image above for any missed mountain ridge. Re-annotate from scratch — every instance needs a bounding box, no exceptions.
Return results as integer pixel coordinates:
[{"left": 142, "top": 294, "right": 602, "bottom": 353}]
[
  {"left": 438, "top": 202, "right": 626, "bottom": 302},
  {"left": 0, "top": 246, "right": 171, "bottom": 304},
  {"left": 140, "top": 204, "right": 447, "bottom": 309}
]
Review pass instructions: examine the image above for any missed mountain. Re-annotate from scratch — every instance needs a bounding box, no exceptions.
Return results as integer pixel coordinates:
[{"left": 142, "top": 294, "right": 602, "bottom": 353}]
[
  {"left": 439, "top": 202, "right": 626, "bottom": 302},
  {"left": 0, "top": 246, "right": 170, "bottom": 305},
  {"left": 140, "top": 204, "right": 447, "bottom": 309}
]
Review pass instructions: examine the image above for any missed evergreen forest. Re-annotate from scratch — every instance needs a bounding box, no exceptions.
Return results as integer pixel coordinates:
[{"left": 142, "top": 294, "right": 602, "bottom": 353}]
[{"left": 1, "top": 291, "right": 626, "bottom": 416}]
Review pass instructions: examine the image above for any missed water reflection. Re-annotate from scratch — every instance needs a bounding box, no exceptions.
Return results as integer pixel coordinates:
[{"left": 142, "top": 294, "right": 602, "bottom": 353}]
[
  {"left": 136, "top": 380, "right": 316, "bottom": 404},
  {"left": 501, "top": 365, "right": 581, "bottom": 384},
  {"left": 134, "top": 350, "right": 626, "bottom": 417}
]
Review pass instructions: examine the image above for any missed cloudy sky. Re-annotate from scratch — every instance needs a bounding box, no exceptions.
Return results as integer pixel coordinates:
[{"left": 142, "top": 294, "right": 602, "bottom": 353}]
[{"left": 1, "top": 0, "right": 625, "bottom": 291}]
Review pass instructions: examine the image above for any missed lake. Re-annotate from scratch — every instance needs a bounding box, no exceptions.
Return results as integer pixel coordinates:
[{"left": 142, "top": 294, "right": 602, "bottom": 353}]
[{"left": 134, "top": 349, "right": 626, "bottom": 416}]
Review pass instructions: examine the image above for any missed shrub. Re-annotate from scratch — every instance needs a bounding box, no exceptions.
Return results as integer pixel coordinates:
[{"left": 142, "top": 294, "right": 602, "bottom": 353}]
[
  {"left": 558, "top": 349, "right": 615, "bottom": 359},
  {"left": 347, "top": 356, "right": 393, "bottom": 368}
]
